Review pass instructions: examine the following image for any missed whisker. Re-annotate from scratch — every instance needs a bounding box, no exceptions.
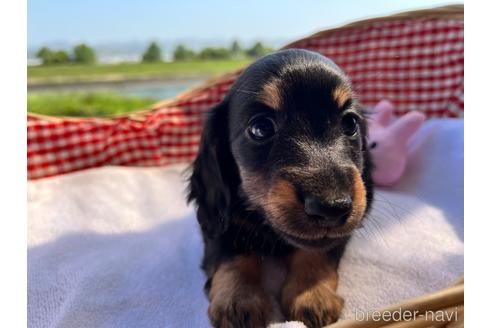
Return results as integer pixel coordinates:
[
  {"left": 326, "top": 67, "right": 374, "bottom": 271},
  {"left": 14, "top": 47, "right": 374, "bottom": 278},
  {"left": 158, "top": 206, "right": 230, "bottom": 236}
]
[
  {"left": 367, "top": 205, "right": 402, "bottom": 224},
  {"left": 373, "top": 192, "right": 416, "bottom": 221},
  {"left": 356, "top": 215, "right": 390, "bottom": 249}
]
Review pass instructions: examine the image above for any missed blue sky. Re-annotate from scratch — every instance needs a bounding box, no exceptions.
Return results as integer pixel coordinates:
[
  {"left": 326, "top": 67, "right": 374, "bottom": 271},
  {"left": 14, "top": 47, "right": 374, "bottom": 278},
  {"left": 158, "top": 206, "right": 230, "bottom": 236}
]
[{"left": 28, "top": 0, "right": 461, "bottom": 47}]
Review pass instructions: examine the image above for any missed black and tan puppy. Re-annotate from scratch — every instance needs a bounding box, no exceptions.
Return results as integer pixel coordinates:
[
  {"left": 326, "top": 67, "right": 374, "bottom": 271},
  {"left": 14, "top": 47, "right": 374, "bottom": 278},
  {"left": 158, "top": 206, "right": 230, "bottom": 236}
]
[{"left": 188, "top": 49, "right": 373, "bottom": 328}]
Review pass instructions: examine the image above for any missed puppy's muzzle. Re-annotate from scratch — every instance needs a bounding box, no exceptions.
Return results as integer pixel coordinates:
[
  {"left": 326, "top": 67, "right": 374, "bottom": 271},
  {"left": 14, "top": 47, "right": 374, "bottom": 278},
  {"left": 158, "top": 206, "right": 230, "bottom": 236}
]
[{"left": 303, "top": 194, "right": 352, "bottom": 228}]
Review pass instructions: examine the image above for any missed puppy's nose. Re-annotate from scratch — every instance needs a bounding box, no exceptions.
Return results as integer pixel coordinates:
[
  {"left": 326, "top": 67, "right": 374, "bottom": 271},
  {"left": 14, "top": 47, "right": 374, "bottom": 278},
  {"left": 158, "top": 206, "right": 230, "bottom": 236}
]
[{"left": 304, "top": 195, "right": 352, "bottom": 227}]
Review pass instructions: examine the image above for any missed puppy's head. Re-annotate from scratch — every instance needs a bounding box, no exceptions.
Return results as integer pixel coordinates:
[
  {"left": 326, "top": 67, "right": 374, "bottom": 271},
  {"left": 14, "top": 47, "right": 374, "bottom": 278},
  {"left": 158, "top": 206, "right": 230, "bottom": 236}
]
[{"left": 189, "top": 49, "right": 373, "bottom": 249}]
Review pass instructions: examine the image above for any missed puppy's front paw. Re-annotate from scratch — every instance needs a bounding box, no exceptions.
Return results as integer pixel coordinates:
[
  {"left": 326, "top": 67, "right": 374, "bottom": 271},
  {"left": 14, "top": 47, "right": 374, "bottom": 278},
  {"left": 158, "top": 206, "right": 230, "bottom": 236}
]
[
  {"left": 284, "top": 285, "right": 344, "bottom": 328},
  {"left": 208, "top": 287, "right": 272, "bottom": 328}
]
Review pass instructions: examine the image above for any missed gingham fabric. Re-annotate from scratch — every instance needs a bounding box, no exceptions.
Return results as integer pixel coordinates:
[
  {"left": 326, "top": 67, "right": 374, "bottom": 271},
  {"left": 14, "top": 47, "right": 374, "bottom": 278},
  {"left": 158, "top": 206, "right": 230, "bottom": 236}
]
[{"left": 27, "top": 7, "right": 464, "bottom": 180}]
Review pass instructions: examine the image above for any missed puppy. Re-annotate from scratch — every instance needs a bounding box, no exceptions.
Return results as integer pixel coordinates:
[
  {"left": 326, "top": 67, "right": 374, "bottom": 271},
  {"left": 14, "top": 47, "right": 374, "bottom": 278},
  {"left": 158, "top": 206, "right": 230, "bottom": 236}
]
[{"left": 188, "top": 49, "right": 373, "bottom": 328}]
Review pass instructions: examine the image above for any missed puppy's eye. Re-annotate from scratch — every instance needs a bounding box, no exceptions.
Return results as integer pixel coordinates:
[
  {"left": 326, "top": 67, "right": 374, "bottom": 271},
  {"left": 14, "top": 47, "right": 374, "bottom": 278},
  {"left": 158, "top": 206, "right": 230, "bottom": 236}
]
[
  {"left": 369, "top": 142, "right": 378, "bottom": 149},
  {"left": 341, "top": 115, "right": 359, "bottom": 136},
  {"left": 247, "top": 116, "right": 276, "bottom": 141}
]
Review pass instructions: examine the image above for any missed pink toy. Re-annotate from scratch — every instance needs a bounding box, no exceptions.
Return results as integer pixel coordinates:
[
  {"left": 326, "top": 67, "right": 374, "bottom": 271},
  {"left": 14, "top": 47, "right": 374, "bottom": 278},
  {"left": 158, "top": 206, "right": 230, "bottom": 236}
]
[{"left": 368, "top": 100, "right": 426, "bottom": 187}]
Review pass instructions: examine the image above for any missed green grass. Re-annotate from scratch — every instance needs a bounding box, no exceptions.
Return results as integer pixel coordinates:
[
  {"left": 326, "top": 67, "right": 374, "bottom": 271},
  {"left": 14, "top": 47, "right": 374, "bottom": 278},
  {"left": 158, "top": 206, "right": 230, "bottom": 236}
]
[
  {"left": 27, "top": 60, "right": 252, "bottom": 117},
  {"left": 28, "top": 60, "right": 251, "bottom": 85},
  {"left": 28, "top": 92, "right": 157, "bottom": 117}
]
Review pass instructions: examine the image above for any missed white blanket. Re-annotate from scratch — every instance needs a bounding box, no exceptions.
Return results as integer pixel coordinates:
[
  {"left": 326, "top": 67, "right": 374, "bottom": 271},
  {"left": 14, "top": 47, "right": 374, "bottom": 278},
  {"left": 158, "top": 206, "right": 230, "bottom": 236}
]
[{"left": 28, "top": 119, "right": 464, "bottom": 328}]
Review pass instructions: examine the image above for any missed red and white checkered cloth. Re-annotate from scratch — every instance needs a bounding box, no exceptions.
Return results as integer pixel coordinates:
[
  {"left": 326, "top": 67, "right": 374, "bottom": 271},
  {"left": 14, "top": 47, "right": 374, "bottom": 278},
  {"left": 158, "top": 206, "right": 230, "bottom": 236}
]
[{"left": 28, "top": 12, "right": 464, "bottom": 180}]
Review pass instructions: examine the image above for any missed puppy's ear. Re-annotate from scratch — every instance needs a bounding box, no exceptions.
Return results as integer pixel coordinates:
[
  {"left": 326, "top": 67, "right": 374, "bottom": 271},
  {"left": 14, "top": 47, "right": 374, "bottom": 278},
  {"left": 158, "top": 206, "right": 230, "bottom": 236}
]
[{"left": 187, "top": 100, "right": 238, "bottom": 238}]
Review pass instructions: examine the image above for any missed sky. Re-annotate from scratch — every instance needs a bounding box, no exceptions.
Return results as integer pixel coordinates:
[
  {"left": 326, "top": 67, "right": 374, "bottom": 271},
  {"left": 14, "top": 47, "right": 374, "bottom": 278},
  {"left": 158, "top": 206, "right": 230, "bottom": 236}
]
[{"left": 28, "top": 0, "right": 462, "bottom": 47}]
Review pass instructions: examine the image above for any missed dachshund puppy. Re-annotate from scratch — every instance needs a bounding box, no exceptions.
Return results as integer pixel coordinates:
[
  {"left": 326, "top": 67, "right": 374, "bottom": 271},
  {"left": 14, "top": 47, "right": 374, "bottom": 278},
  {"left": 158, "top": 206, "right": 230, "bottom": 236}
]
[{"left": 188, "top": 49, "right": 373, "bottom": 328}]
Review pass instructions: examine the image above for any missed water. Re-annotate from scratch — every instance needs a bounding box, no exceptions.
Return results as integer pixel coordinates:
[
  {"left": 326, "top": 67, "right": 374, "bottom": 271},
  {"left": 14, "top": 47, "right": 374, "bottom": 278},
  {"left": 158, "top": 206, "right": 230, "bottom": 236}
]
[{"left": 28, "top": 78, "right": 207, "bottom": 100}]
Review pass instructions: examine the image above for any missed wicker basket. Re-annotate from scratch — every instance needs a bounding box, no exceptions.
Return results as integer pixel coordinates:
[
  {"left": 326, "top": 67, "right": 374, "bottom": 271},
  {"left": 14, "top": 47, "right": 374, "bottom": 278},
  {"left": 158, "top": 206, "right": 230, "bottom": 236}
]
[{"left": 328, "top": 277, "right": 464, "bottom": 327}]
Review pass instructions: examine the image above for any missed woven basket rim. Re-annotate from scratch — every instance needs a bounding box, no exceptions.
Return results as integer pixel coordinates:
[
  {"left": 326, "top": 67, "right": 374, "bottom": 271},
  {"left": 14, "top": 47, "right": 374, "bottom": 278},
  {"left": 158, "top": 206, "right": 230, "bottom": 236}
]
[{"left": 328, "top": 276, "right": 464, "bottom": 328}]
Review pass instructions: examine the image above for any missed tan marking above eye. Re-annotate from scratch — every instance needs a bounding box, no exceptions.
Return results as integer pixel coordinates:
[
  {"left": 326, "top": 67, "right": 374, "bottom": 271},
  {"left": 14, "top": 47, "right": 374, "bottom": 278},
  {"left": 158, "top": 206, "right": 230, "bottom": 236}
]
[
  {"left": 258, "top": 79, "right": 282, "bottom": 111},
  {"left": 332, "top": 86, "right": 352, "bottom": 108}
]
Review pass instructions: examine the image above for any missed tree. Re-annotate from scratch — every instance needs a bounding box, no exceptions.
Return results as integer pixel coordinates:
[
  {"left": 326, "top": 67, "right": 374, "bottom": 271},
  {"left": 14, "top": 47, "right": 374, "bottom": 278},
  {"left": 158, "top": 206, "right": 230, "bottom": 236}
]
[
  {"left": 52, "top": 50, "right": 70, "bottom": 64},
  {"left": 36, "top": 47, "right": 52, "bottom": 62},
  {"left": 230, "top": 40, "right": 243, "bottom": 59},
  {"left": 142, "top": 42, "right": 162, "bottom": 62},
  {"left": 245, "top": 41, "right": 273, "bottom": 58},
  {"left": 73, "top": 44, "right": 97, "bottom": 64},
  {"left": 35, "top": 47, "right": 70, "bottom": 65},
  {"left": 198, "top": 47, "right": 231, "bottom": 60},
  {"left": 173, "top": 44, "right": 196, "bottom": 61}
]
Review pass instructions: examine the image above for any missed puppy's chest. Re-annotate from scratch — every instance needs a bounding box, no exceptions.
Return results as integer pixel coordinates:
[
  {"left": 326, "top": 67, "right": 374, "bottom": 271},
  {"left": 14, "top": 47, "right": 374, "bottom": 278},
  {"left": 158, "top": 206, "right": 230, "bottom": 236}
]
[{"left": 224, "top": 215, "right": 292, "bottom": 257}]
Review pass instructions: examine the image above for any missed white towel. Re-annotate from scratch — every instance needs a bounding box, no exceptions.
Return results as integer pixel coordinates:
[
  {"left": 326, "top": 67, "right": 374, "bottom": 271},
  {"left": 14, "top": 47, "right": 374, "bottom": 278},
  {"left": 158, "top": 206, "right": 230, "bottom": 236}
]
[{"left": 28, "top": 119, "right": 463, "bottom": 328}]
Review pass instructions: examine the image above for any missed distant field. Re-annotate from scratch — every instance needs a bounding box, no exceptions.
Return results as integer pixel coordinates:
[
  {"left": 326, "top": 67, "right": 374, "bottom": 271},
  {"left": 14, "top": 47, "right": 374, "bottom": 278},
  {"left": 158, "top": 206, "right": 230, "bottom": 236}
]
[
  {"left": 28, "top": 92, "right": 157, "bottom": 117},
  {"left": 28, "top": 60, "right": 251, "bottom": 85}
]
